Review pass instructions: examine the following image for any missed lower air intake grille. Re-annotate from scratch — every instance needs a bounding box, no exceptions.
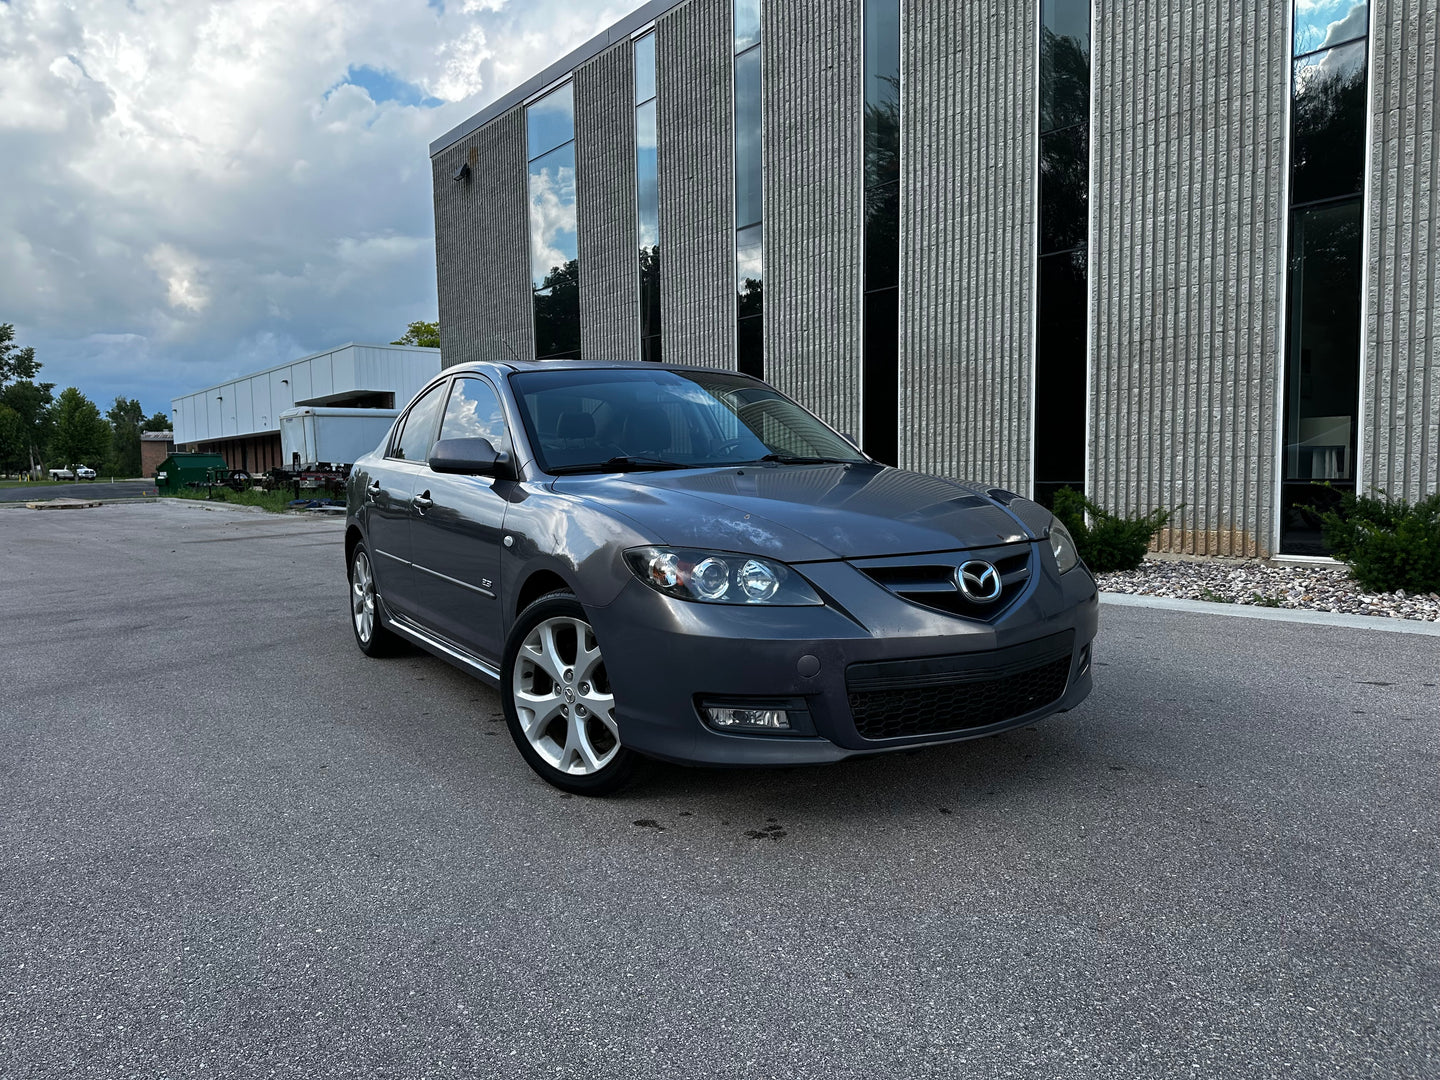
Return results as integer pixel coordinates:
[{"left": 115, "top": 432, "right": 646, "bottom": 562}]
[{"left": 846, "top": 634, "right": 1073, "bottom": 740}]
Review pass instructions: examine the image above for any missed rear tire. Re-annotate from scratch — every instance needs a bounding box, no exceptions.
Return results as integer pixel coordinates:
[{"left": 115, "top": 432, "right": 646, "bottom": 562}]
[
  {"left": 349, "top": 541, "right": 402, "bottom": 657},
  {"left": 501, "top": 591, "right": 639, "bottom": 795}
]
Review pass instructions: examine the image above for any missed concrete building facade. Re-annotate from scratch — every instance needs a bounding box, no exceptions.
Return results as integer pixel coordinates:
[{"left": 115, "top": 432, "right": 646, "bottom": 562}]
[
  {"left": 171, "top": 343, "right": 442, "bottom": 473},
  {"left": 429, "top": 0, "right": 1438, "bottom": 557}
]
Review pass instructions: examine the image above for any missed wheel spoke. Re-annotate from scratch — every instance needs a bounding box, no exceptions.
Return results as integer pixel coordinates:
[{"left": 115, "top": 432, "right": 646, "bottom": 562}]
[
  {"left": 569, "top": 720, "right": 603, "bottom": 774},
  {"left": 573, "top": 631, "right": 604, "bottom": 686},
  {"left": 523, "top": 623, "right": 566, "bottom": 685},
  {"left": 516, "top": 688, "right": 565, "bottom": 738},
  {"left": 587, "top": 694, "right": 618, "bottom": 739}
]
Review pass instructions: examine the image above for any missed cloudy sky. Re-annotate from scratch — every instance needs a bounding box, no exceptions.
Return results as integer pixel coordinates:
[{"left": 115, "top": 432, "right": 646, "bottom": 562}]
[{"left": 0, "top": 0, "right": 634, "bottom": 415}]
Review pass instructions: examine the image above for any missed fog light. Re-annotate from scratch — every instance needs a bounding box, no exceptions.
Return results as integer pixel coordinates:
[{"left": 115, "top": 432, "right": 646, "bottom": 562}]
[{"left": 704, "top": 706, "right": 792, "bottom": 731}]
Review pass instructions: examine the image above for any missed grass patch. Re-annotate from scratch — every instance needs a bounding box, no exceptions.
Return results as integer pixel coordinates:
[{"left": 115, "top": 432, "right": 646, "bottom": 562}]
[
  {"left": 1249, "top": 593, "right": 1284, "bottom": 608},
  {"left": 1197, "top": 587, "right": 1235, "bottom": 604},
  {"left": 165, "top": 487, "right": 306, "bottom": 514}
]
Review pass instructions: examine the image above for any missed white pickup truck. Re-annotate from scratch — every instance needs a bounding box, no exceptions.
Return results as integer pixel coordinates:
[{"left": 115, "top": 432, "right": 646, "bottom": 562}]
[{"left": 47, "top": 464, "right": 96, "bottom": 481}]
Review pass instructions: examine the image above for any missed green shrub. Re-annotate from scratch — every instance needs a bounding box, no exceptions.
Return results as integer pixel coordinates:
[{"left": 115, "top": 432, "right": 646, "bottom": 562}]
[
  {"left": 1052, "top": 488, "right": 1174, "bottom": 573},
  {"left": 1320, "top": 490, "right": 1440, "bottom": 594}
]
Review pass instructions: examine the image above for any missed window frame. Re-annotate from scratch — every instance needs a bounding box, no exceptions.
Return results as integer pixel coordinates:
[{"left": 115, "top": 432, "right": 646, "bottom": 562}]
[
  {"left": 386, "top": 378, "right": 452, "bottom": 463},
  {"left": 437, "top": 375, "right": 514, "bottom": 458}
]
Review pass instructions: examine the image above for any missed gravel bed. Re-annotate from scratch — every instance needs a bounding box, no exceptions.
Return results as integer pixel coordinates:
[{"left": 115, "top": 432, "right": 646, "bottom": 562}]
[{"left": 1097, "top": 559, "right": 1440, "bottom": 623}]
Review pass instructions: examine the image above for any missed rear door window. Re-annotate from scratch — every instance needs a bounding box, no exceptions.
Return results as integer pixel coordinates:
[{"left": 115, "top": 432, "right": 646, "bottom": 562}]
[{"left": 388, "top": 381, "right": 448, "bottom": 462}]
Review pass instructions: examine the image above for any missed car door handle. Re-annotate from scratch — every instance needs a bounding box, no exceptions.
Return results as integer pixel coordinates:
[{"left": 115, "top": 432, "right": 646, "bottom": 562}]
[
  {"left": 365, "top": 479, "right": 380, "bottom": 504},
  {"left": 413, "top": 492, "right": 433, "bottom": 510}
]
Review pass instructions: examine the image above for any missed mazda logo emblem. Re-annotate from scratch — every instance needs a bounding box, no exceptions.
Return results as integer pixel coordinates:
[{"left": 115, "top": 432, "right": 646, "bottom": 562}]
[{"left": 957, "top": 560, "right": 1003, "bottom": 603}]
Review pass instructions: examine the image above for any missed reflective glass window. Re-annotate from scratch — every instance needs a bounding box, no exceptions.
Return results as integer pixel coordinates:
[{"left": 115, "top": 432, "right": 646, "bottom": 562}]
[
  {"left": 863, "top": 289, "right": 898, "bottom": 466},
  {"left": 390, "top": 381, "right": 448, "bottom": 462},
  {"left": 1040, "top": 0, "right": 1090, "bottom": 133},
  {"left": 1284, "top": 201, "right": 1363, "bottom": 483},
  {"left": 1291, "top": 42, "right": 1368, "bottom": 205},
  {"left": 864, "top": 181, "right": 899, "bottom": 292},
  {"left": 528, "top": 143, "right": 578, "bottom": 291},
  {"left": 734, "top": 0, "right": 761, "bottom": 53},
  {"left": 736, "top": 224, "right": 763, "bottom": 378},
  {"left": 1039, "top": 125, "right": 1090, "bottom": 254},
  {"left": 526, "top": 83, "right": 575, "bottom": 160},
  {"left": 863, "top": 0, "right": 900, "bottom": 187},
  {"left": 1033, "top": 252, "right": 1089, "bottom": 504},
  {"left": 1294, "top": 0, "right": 1367, "bottom": 57},
  {"left": 634, "top": 32, "right": 656, "bottom": 104},
  {"left": 734, "top": 47, "right": 763, "bottom": 229},
  {"left": 636, "top": 101, "right": 658, "bottom": 250},
  {"left": 439, "top": 378, "right": 510, "bottom": 454},
  {"left": 636, "top": 35, "right": 661, "bottom": 362}
]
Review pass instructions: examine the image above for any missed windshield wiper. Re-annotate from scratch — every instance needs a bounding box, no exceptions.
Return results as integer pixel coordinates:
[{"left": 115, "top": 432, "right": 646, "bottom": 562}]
[
  {"left": 753, "top": 453, "right": 862, "bottom": 466},
  {"left": 550, "top": 455, "right": 692, "bottom": 474}
]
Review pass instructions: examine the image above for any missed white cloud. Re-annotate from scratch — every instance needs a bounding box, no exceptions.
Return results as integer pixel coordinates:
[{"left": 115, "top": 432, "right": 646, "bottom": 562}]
[
  {"left": 0, "top": 0, "right": 637, "bottom": 412},
  {"left": 528, "top": 161, "right": 578, "bottom": 286}
]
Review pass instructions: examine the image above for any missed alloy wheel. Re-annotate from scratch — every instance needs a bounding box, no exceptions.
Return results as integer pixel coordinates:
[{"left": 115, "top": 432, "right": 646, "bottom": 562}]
[
  {"left": 512, "top": 616, "right": 618, "bottom": 776},
  {"left": 351, "top": 549, "right": 376, "bottom": 644}
]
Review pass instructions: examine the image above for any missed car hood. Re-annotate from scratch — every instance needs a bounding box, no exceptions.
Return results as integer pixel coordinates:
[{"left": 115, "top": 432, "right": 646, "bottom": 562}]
[{"left": 550, "top": 464, "right": 1036, "bottom": 561}]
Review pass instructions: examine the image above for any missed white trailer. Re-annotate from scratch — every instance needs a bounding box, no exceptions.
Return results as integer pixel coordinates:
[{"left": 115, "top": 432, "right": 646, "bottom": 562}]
[{"left": 279, "top": 407, "right": 399, "bottom": 470}]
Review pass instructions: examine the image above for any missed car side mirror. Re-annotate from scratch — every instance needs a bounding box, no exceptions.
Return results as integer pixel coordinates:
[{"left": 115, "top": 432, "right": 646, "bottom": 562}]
[{"left": 428, "top": 437, "right": 513, "bottom": 478}]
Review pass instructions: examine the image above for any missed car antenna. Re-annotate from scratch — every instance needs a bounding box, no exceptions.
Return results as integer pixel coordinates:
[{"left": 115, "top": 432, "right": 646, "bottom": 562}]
[{"left": 500, "top": 336, "right": 524, "bottom": 363}]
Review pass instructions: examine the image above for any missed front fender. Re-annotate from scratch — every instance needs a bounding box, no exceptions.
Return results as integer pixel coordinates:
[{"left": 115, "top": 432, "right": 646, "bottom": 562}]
[{"left": 498, "top": 484, "right": 657, "bottom": 640}]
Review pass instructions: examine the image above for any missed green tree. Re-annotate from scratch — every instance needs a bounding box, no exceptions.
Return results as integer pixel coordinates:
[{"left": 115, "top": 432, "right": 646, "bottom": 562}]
[
  {"left": 0, "top": 404, "right": 24, "bottom": 472},
  {"left": 0, "top": 323, "right": 40, "bottom": 384},
  {"left": 107, "top": 396, "right": 144, "bottom": 477},
  {"left": 0, "top": 323, "right": 52, "bottom": 474},
  {"left": 392, "top": 320, "right": 440, "bottom": 349},
  {"left": 142, "top": 410, "right": 172, "bottom": 433},
  {"left": 48, "top": 387, "right": 111, "bottom": 470}
]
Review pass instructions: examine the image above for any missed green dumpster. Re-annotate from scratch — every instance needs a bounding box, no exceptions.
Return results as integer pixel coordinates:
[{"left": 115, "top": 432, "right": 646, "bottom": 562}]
[{"left": 154, "top": 453, "right": 229, "bottom": 494}]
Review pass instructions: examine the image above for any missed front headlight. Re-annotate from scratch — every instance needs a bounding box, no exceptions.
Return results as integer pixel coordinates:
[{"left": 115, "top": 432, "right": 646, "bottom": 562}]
[
  {"left": 624, "top": 547, "right": 822, "bottom": 605},
  {"left": 1048, "top": 516, "right": 1080, "bottom": 574}
]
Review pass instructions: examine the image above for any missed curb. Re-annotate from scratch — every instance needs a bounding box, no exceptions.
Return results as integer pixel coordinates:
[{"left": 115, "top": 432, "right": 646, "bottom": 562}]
[{"left": 1100, "top": 591, "right": 1440, "bottom": 636}]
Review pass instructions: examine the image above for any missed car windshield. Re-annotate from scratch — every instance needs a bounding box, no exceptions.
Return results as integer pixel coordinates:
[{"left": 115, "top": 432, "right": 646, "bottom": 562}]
[{"left": 510, "top": 367, "right": 869, "bottom": 474}]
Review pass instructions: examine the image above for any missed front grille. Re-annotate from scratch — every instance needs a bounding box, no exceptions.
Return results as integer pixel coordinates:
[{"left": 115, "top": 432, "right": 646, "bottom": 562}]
[
  {"left": 852, "top": 543, "right": 1032, "bottom": 620},
  {"left": 846, "top": 632, "right": 1073, "bottom": 741}
]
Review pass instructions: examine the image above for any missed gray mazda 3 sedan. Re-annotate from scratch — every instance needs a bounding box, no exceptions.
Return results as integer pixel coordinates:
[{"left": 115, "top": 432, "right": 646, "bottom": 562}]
[{"left": 345, "top": 360, "right": 1097, "bottom": 794}]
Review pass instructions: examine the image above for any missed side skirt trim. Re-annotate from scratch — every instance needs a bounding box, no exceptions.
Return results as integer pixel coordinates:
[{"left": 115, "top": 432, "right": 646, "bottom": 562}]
[{"left": 381, "top": 600, "right": 502, "bottom": 685}]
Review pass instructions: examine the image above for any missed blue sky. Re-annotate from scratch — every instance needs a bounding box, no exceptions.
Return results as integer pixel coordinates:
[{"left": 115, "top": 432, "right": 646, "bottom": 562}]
[{"left": 0, "top": 0, "right": 633, "bottom": 417}]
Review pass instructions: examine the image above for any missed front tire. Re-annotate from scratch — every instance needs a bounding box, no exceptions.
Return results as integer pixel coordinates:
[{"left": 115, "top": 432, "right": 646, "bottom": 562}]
[
  {"left": 349, "top": 541, "right": 402, "bottom": 657},
  {"left": 502, "top": 591, "right": 639, "bottom": 795}
]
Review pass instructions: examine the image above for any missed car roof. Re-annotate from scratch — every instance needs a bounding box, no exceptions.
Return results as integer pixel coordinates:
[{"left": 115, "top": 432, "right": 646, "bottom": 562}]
[{"left": 439, "top": 358, "right": 754, "bottom": 378}]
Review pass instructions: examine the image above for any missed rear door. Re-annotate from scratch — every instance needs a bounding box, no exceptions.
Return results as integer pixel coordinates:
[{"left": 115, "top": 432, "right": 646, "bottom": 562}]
[
  {"left": 408, "top": 376, "right": 514, "bottom": 663},
  {"left": 363, "top": 379, "right": 449, "bottom": 618}
]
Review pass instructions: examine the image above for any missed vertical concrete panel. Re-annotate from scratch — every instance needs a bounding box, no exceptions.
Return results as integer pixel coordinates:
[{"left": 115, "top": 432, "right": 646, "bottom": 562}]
[
  {"left": 431, "top": 107, "right": 534, "bottom": 365},
  {"left": 1366, "top": 0, "right": 1440, "bottom": 501},
  {"left": 576, "top": 42, "right": 640, "bottom": 362},
  {"left": 1092, "top": 0, "right": 1288, "bottom": 556},
  {"left": 656, "top": 0, "right": 736, "bottom": 368},
  {"left": 761, "top": 0, "right": 862, "bottom": 434},
  {"left": 900, "top": 2, "right": 1035, "bottom": 491}
]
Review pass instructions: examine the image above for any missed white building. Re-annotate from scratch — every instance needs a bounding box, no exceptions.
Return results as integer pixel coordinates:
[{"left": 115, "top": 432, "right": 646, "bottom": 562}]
[{"left": 170, "top": 343, "right": 441, "bottom": 472}]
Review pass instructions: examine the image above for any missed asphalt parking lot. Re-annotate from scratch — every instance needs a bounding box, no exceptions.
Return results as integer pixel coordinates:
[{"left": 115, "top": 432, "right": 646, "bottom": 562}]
[
  {"left": 2, "top": 500, "right": 1437, "bottom": 1079},
  {"left": 0, "top": 479, "right": 158, "bottom": 503}
]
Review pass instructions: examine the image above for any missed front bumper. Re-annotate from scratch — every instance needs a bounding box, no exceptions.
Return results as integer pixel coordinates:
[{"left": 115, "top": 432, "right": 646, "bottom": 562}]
[{"left": 590, "top": 544, "right": 1099, "bottom": 766}]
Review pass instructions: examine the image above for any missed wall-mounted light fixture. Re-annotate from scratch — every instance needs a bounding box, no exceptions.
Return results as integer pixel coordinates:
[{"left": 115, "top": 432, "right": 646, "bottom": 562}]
[{"left": 453, "top": 161, "right": 471, "bottom": 183}]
